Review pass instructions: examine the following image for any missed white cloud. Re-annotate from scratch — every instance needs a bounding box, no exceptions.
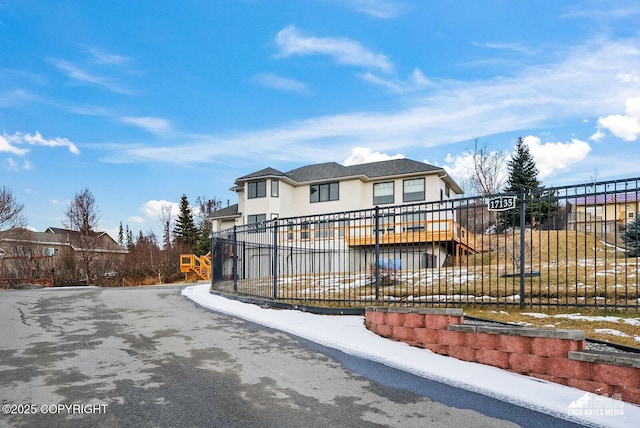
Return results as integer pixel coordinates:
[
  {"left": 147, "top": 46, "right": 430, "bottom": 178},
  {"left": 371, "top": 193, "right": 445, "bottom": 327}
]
[
  {"left": 523, "top": 135, "right": 592, "bottom": 179},
  {"left": 595, "top": 97, "right": 640, "bottom": 141},
  {"left": 253, "top": 74, "right": 309, "bottom": 93},
  {"left": 140, "top": 200, "right": 180, "bottom": 221},
  {"left": 343, "top": 147, "right": 404, "bottom": 165},
  {"left": 121, "top": 116, "right": 173, "bottom": 135},
  {"left": 6, "top": 158, "right": 18, "bottom": 170},
  {"left": 0, "top": 134, "right": 28, "bottom": 155},
  {"left": 128, "top": 216, "right": 145, "bottom": 224},
  {"left": 47, "top": 57, "right": 133, "bottom": 95},
  {"left": 359, "top": 68, "right": 433, "bottom": 92},
  {"left": 82, "top": 45, "right": 130, "bottom": 66},
  {"left": 473, "top": 42, "right": 538, "bottom": 55},
  {"left": 1, "top": 131, "right": 79, "bottom": 155},
  {"left": 23, "top": 131, "right": 80, "bottom": 154},
  {"left": 443, "top": 152, "right": 476, "bottom": 183},
  {"left": 275, "top": 25, "right": 394, "bottom": 73},
  {"left": 336, "top": 0, "right": 405, "bottom": 18}
]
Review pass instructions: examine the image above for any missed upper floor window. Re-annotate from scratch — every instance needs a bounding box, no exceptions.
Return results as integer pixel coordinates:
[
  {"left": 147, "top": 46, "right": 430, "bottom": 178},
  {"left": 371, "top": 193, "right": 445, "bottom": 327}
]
[
  {"left": 310, "top": 182, "right": 339, "bottom": 203},
  {"left": 248, "top": 180, "right": 266, "bottom": 199},
  {"left": 271, "top": 180, "right": 279, "bottom": 197},
  {"left": 373, "top": 182, "right": 394, "bottom": 205},
  {"left": 403, "top": 178, "right": 425, "bottom": 202}
]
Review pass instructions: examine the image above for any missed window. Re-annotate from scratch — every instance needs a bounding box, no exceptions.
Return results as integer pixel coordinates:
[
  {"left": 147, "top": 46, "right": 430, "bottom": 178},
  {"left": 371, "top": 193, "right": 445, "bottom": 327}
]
[
  {"left": 310, "top": 182, "right": 339, "bottom": 203},
  {"left": 314, "top": 220, "right": 334, "bottom": 239},
  {"left": 271, "top": 180, "right": 279, "bottom": 197},
  {"left": 373, "top": 182, "right": 394, "bottom": 205},
  {"left": 247, "top": 214, "right": 266, "bottom": 232},
  {"left": 374, "top": 214, "right": 395, "bottom": 234},
  {"left": 300, "top": 223, "right": 310, "bottom": 240},
  {"left": 404, "top": 212, "right": 426, "bottom": 231},
  {"left": 403, "top": 178, "right": 425, "bottom": 202},
  {"left": 248, "top": 181, "right": 266, "bottom": 199},
  {"left": 445, "top": 185, "right": 451, "bottom": 198},
  {"left": 286, "top": 221, "right": 294, "bottom": 240}
]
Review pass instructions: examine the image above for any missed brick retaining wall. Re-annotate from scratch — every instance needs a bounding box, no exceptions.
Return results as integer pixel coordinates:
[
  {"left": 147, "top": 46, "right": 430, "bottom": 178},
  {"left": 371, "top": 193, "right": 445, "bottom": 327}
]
[{"left": 364, "top": 307, "right": 640, "bottom": 406}]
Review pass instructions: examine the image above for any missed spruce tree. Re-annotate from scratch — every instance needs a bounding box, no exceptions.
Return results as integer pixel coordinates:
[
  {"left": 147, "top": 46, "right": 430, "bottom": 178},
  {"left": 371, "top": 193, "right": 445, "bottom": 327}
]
[
  {"left": 623, "top": 217, "right": 640, "bottom": 257},
  {"left": 500, "top": 137, "right": 557, "bottom": 229},
  {"left": 173, "top": 194, "right": 198, "bottom": 252},
  {"left": 118, "top": 222, "right": 124, "bottom": 247},
  {"left": 505, "top": 137, "right": 541, "bottom": 193}
]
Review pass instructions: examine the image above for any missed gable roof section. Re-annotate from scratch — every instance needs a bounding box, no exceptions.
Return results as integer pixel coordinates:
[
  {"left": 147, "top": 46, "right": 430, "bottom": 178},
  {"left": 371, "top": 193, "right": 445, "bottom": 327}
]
[
  {"left": 238, "top": 159, "right": 447, "bottom": 184},
  {"left": 237, "top": 167, "right": 287, "bottom": 181},
  {"left": 208, "top": 203, "right": 240, "bottom": 219}
]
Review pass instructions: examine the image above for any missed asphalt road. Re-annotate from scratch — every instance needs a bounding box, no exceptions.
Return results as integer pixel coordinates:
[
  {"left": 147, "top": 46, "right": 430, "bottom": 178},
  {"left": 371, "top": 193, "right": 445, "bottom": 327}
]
[{"left": 0, "top": 286, "right": 586, "bottom": 428}]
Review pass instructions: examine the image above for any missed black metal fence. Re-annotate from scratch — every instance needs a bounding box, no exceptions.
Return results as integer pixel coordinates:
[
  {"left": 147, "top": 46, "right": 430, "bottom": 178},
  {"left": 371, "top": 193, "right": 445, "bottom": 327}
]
[{"left": 211, "top": 177, "right": 640, "bottom": 310}]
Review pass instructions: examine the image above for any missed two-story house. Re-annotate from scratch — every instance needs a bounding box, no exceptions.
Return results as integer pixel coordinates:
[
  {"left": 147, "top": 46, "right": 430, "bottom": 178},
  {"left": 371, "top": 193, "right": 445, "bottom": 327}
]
[
  {"left": 211, "top": 158, "right": 463, "bottom": 231},
  {"left": 209, "top": 159, "right": 475, "bottom": 276}
]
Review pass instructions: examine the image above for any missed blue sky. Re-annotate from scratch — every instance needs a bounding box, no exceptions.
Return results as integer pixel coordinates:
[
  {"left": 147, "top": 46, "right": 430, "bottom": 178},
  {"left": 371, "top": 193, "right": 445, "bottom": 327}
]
[{"left": 2, "top": 0, "right": 640, "bottom": 239}]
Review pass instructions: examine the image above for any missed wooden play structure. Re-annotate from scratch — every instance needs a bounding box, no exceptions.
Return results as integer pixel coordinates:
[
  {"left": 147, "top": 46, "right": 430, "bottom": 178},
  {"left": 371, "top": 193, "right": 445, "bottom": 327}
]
[{"left": 179, "top": 252, "right": 212, "bottom": 282}]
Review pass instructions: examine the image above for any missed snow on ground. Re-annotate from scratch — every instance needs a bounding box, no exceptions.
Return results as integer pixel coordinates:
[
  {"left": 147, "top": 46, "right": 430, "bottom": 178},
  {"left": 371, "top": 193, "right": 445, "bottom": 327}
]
[{"left": 183, "top": 283, "right": 639, "bottom": 428}]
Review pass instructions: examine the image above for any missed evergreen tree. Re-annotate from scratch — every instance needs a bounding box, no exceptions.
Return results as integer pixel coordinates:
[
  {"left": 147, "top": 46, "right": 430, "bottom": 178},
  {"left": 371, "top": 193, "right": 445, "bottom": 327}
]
[
  {"left": 118, "top": 222, "right": 124, "bottom": 247},
  {"left": 192, "top": 196, "right": 222, "bottom": 256},
  {"left": 623, "top": 217, "right": 640, "bottom": 257},
  {"left": 173, "top": 194, "right": 198, "bottom": 252},
  {"left": 126, "top": 225, "right": 134, "bottom": 249},
  {"left": 500, "top": 137, "right": 558, "bottom": 229}
]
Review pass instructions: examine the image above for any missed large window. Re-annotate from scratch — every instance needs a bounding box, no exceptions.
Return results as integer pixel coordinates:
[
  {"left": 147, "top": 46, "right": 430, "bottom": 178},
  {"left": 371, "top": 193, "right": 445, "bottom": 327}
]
[
  {"left": 403, "top": 178, "right": 425, "bottom": 202},
  {"left": 247, "top": 214, "right": 266, "bottom": 232},
  {"left": 373, "top": 182, "right": 394, "bottom": 205},
  {"left": 248, "top": 181, "right": 266, "bottom": 199},
  {"left": 310, "top": 182, "right": 339, "bottom": 203}
]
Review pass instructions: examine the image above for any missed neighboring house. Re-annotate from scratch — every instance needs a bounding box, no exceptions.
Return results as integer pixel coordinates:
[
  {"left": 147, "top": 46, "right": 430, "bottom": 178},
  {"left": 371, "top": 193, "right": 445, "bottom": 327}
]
[
  {"left": 209, "top": 159, "right": 474, "bottom": 273},
  {"left": 0, "top": 227, "right": 127, "bottom": 285},
  {"left": 568, "top": 192, "right": 640, "bottom": 234}
]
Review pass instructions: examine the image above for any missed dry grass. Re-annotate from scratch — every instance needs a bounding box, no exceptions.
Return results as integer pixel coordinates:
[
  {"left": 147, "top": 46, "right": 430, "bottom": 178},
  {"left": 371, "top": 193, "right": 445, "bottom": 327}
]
[{"left": 464, "top": 307, "right": 640, "bottom": 348}]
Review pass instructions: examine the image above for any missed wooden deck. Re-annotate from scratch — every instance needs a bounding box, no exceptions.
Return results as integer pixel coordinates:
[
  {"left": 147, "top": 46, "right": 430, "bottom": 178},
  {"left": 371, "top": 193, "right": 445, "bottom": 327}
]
[{"left": 346, "top": 219, "right": 477, "bottom": 264}]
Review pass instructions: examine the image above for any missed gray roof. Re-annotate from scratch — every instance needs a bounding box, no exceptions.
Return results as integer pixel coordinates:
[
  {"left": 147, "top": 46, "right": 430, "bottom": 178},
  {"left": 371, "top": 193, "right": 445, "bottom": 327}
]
[
  {"left": 568, "top": 192, "right": 640, "bottom": 206},
  {"left": 208, "top": 203, "right": 240, "bottom": 219},
  {"left": 237, "top": 158, "right": 444, "bottom": 184},
  {"left": 237, "top": 167, "right": 287, "bottom": 181}
]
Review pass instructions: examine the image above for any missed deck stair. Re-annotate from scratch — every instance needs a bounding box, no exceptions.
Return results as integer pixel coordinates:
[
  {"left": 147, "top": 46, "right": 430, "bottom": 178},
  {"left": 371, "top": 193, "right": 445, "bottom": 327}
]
[{"left": 179, "top": 252, "right": 211, "bottom": 281}]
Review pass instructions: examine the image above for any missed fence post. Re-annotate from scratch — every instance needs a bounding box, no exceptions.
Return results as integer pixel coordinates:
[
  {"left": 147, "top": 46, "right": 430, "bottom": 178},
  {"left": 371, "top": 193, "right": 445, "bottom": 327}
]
[
  {"left": 232, "top": 225, "right": 238, "bottom": 292},
  {"left": 272, "top": 218, "right": 279, "bottom": 300},
  {"left": 374, "top": 206, "right": 380, "bottom": 300},
  {"left": 210, "top": 236, "right": 214, "bottom": 289},
  {"left": 519, "top": 191, "right": 526, "bottom": 308}
]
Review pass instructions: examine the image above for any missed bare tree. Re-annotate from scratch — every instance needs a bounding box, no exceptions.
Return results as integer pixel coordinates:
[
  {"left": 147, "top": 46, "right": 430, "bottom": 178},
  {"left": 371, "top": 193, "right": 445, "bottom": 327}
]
[
  {"left": 159, "top": 203, "right": 173, "bottom": 250},
  {"left": 469, "top": 138, "right": 506, "bottom": 196},
  {"left": 65, "top": 188, "right": 101, "bottom": 283},
  {"left": 0, "top": 186, "right": 26, "bottom": 231}
]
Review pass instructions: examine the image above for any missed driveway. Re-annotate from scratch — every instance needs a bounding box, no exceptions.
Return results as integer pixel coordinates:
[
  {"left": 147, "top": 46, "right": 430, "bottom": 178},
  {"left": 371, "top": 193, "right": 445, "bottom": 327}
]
[{"left": 0, "top": 286, "right": 581, "bottom": 427}]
